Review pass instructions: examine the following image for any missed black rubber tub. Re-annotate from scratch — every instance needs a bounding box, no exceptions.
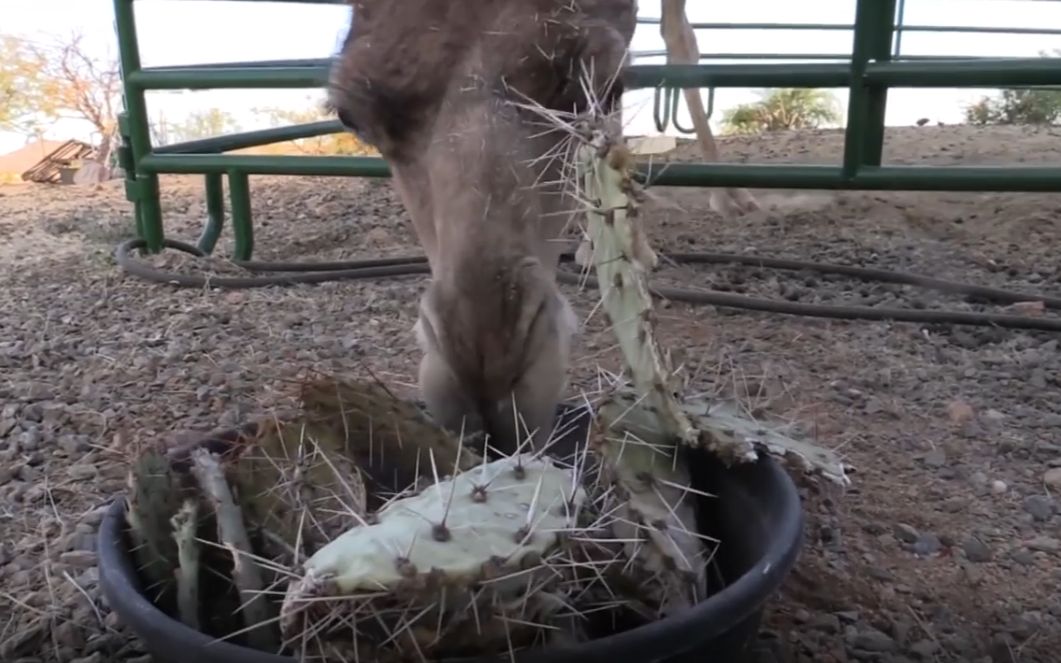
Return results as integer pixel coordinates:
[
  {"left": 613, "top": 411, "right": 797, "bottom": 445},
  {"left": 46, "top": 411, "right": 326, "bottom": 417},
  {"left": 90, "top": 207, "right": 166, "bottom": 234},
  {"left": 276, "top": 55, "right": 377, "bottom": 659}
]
[{"left": 98, "top": 403, "right": 804, "bottom": 663}]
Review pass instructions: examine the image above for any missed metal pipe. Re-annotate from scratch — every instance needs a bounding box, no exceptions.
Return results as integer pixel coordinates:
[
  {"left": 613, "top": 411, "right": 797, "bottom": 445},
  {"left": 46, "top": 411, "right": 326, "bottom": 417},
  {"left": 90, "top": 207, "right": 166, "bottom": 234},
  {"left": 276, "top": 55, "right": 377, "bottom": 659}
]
[
  {"left": 228, "top": 170, "right": 254, "bottom": 261},
  {"left": 156, "top": 120, "right": 344, "bottom": 154},
  {"left": 865, "top": 58, "right": 1061, "bottom": 87},
  {"left": 842, "top": 0, "right": 896, "bottom": 176},
  {"left": 129, "top": 58, "right": 1061, "bottom": 93},
  {"left": 114, "top": 0, "right": 164, "bottom": 253},
  {"left": 136, "top": 154, "right": 1061, "bottom": 193}
]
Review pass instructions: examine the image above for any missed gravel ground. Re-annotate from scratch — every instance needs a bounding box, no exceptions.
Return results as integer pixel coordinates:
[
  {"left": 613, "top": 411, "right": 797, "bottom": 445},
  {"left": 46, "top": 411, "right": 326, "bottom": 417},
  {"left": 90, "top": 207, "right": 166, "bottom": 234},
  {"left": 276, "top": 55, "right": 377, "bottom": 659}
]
[{"left": 1, "top": 123, "right": 1060, "bottom": 663}]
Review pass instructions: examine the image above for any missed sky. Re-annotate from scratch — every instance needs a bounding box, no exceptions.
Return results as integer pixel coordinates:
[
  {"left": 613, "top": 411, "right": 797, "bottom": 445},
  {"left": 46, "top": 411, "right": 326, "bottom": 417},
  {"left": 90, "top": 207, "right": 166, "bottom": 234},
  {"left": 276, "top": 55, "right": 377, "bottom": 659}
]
[{"left": 2, "top": 0, "right": 1060, "bottom": 153}]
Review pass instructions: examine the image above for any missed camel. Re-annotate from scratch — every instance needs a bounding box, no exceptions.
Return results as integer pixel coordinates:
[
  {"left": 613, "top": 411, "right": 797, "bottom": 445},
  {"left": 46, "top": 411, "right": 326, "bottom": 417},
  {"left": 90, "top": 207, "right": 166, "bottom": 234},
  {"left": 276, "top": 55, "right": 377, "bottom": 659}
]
[
  {"left": 659, "top": 0, "right": 759, "bottom": 217},
  {"left": 328, "top": 0, "right": 637, "bottom": 455},
  {"left": 326, "top": 0, "right": 753, "bottom": 455}
]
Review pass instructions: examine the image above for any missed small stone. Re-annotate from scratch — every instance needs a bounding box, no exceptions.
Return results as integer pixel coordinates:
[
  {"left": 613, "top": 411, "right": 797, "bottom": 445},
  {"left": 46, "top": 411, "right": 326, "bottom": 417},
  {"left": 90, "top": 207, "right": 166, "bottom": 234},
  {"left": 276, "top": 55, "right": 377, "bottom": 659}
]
[
  {"left": 891, "top": 618, "right": 914, "bottom": 644},
  {"left": 1011, "top": 549, "right": 1035, "bottom": 565},
  {"left": 55, "top": 648, "right": 76, "bottom": 663},
  {"left": 104, "top": 611, "right": 122, "bottom": 630},
  {"left": 0, "top": 418, "right": 16, "bottom": 437},
  {"left": 1023, "top": 495, "right": 1055, "bottom": 522},
  {"left": 52, "top": 622, "right": 85, "bottom": 650},
  {"left": 68, "top": 464, "right": 97, "bottom": 481},
  {"left": 819, "top": 524, "right": 839, "bottom": 545},
  {"left": 22, "top": 485, "right": 46, "bottom": 503},
  {"left": 810, "top": 613, "right": 841, "bottom": 633},
  {"left": 1007, "top": 612, "right": 1041, "bottom": 640},
  {"left": 1045, "top": 467, "right": 1061, "bottom": 491},
  {"left": 862, "top": 521, "right": 885, "bottom": 535},
  {"left": 962, "top": 564, "right": 985, "bottom": 585},
  {"left": 25, "top": 383, "right": 54, "bottom": 401},
  {"left": 963, "top": 536, "right": 992, "bottom": 562},
  {"left": 21, "top": 404, "right": 43, "bottom": 422},
  {"left": 57, "top": 435, "right": 89, "bottom": 456},
  {"left": 913, "top": 533, "right": 942, "bottom": 556},
  {"left": 894, "top": 523, "right": 919, "bottom": 543},
  {"left": 1025, "top": 536, "right": 1060, "bottom": 553},
  {"left": 59, "top": 550, "right": 97, "bottom": 568},
  {"left": 991, "top": 480, "right": 1008, "bottom": 495},
  {"left": 836, "top": 610, "right": 861, "bottom": 624},
  {"left": 944, "top": 633, "right": 976, "bottom": 654},
  {"left": 947, "top": 399, "right": 975, "bottom": 425},
  {"left": 909, "top": 639, "right": 938, "bottom": 658},
  {"left": 850, "top": 627, "right": 897, "bottom": 652},
  {"left": 989, "top": 636, "right": 1018, "bottom": 663},
  {"left": 16, "top": 463, "right": 38, "bottom": 482},
  {"left": 84, "top": 633, "right": 122, "bottom": 655},
  {"left": 924, "top": 448, "right": 947, "bottom": 468}
]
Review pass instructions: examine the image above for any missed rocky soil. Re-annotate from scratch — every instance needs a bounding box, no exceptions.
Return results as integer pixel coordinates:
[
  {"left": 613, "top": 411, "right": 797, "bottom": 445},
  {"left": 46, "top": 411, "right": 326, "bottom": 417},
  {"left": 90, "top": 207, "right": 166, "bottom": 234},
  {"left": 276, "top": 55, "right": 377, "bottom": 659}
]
[{"left": 1, "top": 123, "right": 1060, "bottom": 662}]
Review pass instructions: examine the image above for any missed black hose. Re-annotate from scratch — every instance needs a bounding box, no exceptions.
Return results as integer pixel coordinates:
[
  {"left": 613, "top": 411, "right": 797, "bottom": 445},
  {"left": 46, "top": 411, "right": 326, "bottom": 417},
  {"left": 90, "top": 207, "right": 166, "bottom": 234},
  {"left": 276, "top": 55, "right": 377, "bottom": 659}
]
[{"left": 114, "top": 237, "right": 1061, "bottom": 332}]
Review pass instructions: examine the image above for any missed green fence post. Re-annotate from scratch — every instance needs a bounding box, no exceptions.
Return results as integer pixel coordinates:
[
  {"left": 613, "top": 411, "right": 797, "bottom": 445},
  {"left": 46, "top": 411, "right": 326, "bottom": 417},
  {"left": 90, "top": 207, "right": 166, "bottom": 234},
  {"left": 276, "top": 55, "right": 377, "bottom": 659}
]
[
  {"left": 228, "top": 170, "right": 254, "bottom": 261},
  {"left": 653, "top": 87, "right": 674, "bottom": 132},
  {"left": 197, "top": 174, "right": 226, "bottom": 255},
  {"left": 114, "top": 0, "right": 164, "bottom": 254},
  {"left": 842, "top": 0, "right": 897, "bottom": 178},
  {"left": 893, "top": 0, "right": 908, "bottom": 58},
  {"left": 115, "top": 112, "right": 144, "bottom": 238},
  {"left": 108, "top": 1, "right": 1061, "bottom": 213}
]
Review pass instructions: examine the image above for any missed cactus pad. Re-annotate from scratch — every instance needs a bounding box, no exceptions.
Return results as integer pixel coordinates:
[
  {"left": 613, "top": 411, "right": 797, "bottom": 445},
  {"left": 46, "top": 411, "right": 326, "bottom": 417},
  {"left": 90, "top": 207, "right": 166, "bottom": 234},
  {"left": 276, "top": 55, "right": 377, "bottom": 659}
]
[{"left": 279, "top": 453, "right": 587, "bottom": 657}]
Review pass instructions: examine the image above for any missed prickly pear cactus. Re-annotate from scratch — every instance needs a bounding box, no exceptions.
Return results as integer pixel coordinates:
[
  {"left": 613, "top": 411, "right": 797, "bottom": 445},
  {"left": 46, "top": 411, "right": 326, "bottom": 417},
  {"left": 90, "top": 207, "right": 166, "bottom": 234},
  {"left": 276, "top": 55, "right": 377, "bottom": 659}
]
[
  {"left": 171, "top": 499, "right": 201, "bottom": 629},
  {"left": 125, "top": 443, "right": 184, "bottom": 609},
  {"left": 576, "top": 132, "right": 696, "bottom": 446},
  {"left": 279, "top": 453, "right": 587, "bottom": 658},
  {"left": 574, "top": 125, "right": 707, "bottom": 611},
  {"left": 230, "top": 417, "right": 368, "bottom": 556},
  {"left": 591, "top": 422, "right": 707, "bottom": 614},
  {"left": 299, "top": 376, "right": 485, "bottom": 498}
]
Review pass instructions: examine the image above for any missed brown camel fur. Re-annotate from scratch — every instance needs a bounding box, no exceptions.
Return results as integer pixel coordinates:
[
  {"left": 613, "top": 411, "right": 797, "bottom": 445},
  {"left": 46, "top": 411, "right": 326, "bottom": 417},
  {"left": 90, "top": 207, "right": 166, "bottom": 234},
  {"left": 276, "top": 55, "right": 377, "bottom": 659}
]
[{"left": 328, "top": 0, "right": 637, "bottom": 455}]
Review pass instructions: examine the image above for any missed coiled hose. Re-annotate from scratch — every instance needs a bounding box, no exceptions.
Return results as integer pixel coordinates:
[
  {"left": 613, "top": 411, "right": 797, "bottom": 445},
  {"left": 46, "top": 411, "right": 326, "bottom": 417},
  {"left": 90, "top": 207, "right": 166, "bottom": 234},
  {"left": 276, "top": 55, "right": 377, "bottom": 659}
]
[{"left": 115, "top": 237, "right": 1061, "bottom": 332}]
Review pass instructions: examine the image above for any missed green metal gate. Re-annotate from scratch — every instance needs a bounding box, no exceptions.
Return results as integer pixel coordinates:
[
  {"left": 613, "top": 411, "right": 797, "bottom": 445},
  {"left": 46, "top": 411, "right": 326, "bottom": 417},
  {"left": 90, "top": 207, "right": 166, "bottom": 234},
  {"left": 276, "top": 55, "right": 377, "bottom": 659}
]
[{"left": 112, "top": 0, "right": 1061, "bottom": 261}]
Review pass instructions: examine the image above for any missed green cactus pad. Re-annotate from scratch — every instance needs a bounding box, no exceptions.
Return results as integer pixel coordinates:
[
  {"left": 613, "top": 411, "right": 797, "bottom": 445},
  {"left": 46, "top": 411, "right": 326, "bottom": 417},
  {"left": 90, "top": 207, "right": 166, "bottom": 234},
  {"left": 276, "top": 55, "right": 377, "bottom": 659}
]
[
  {"left": 279, "top": 454, "right": 587, "bottom": 657},
  {"left": 297, "top": 454, "right": 582, "bottom": 593},
  {"left": 298, "top": 376, "right": 485, "bottom": 499},
  {"left": 125, "top": 444, "right": 184, "bottom": 608}
]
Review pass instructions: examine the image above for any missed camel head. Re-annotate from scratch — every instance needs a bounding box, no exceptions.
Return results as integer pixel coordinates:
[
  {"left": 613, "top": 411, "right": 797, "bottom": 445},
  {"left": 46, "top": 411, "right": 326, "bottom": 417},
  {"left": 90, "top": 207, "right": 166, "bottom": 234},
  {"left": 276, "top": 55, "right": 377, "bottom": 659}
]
[{"left": 327, "top": 0, "right": 637, "bottom": 455}]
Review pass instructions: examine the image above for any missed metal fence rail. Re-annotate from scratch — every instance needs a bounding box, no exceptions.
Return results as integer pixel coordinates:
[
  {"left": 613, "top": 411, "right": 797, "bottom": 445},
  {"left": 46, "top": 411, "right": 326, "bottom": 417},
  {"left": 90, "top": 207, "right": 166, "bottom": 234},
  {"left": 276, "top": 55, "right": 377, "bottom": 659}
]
[{"left": 112, "top": 0, "right": 1061, "bottom": 260}]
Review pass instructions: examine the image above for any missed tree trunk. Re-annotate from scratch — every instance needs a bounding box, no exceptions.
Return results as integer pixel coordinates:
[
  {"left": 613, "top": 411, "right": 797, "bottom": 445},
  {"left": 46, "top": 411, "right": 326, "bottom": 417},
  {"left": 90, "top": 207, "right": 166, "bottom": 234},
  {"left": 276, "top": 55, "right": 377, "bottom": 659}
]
[{"left": 90, "top": 129, "right": 116, "bottom": 186}]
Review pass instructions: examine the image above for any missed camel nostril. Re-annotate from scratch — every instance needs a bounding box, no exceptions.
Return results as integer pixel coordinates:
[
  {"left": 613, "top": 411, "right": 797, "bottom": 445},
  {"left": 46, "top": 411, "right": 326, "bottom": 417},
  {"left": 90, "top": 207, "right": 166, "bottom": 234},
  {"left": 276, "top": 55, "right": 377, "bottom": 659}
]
[{"left": 336, "top": 108, "right": 359, "bottom": 133}]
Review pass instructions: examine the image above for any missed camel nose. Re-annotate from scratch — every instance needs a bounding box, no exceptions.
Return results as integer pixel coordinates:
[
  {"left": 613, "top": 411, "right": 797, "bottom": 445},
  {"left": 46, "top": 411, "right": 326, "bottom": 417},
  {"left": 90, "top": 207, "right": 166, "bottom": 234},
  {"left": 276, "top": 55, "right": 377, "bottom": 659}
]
[{"left": 335, "top": 107, "right": 359, "bottom": 133}]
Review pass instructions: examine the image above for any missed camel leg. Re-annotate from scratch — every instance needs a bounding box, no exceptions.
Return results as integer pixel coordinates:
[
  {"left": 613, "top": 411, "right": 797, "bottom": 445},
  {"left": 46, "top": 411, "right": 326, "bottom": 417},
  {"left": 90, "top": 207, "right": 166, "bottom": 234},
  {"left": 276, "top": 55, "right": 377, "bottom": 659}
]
[{"left": 660, "top": 0, "right": 759, "bottom": 218}]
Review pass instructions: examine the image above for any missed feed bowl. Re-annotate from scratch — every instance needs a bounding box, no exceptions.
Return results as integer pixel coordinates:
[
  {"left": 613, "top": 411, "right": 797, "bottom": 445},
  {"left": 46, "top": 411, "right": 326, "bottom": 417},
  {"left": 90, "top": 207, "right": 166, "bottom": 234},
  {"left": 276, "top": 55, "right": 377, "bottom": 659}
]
[{"left": 98, "top": 403, "right": 804, "bottom": 663}]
